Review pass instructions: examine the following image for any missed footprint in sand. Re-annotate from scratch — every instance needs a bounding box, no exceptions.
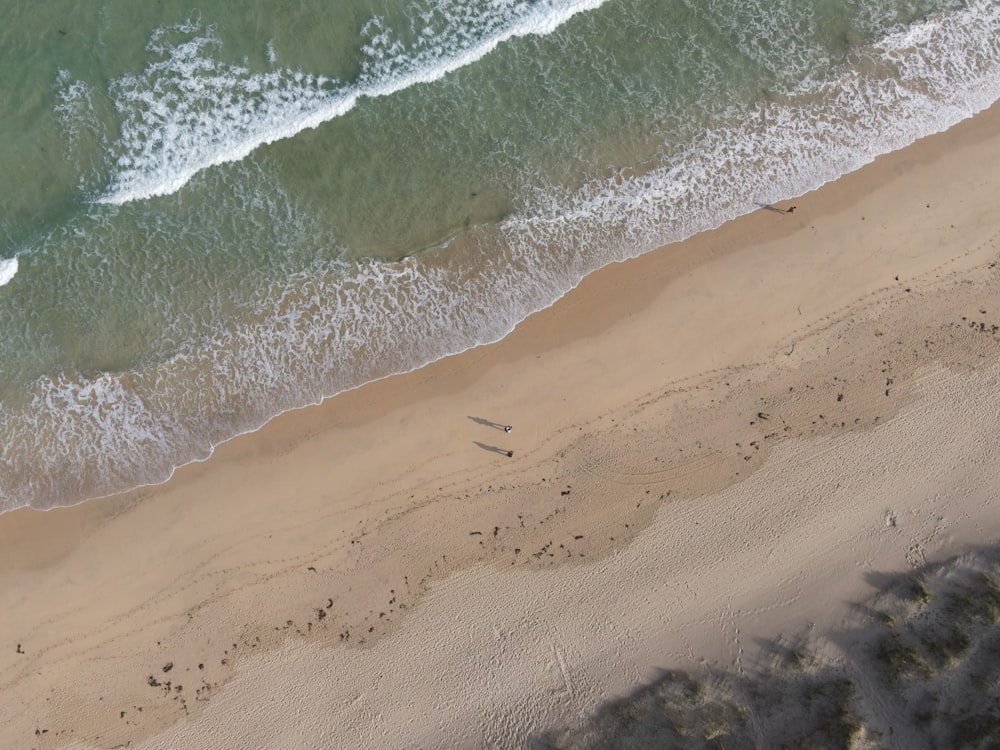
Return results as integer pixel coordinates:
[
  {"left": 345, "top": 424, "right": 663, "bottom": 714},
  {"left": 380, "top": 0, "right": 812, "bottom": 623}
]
[{"left": 906, "top": 541, "right": 926, "bottom": 568}]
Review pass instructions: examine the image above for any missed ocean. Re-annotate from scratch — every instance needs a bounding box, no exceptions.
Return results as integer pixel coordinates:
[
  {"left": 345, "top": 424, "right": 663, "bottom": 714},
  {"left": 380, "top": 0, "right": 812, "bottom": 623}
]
[{"left": 0, "top": 0, "right": 998, "bottom": 512}]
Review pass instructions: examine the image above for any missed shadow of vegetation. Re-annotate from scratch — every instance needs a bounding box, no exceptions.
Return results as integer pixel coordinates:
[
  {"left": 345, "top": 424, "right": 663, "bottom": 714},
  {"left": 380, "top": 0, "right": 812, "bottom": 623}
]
[
  {"left": 531, "top": 665, "right": 857, "bottom": 750},
  {"left": 530, "top": 544, "right": 1000, "bottom": 749}
]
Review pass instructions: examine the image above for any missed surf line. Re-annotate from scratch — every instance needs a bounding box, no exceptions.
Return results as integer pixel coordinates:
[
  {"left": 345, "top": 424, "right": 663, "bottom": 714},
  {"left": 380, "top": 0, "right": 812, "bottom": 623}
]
[{"left": 97, "top": 0, "right": 610, "bottom": 206}]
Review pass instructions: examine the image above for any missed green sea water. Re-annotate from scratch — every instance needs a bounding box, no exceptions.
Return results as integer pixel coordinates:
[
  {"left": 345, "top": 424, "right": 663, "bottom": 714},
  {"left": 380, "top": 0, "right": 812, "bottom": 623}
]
[{"left": 0, "top": 0, "right": 998, "bottom": 511}]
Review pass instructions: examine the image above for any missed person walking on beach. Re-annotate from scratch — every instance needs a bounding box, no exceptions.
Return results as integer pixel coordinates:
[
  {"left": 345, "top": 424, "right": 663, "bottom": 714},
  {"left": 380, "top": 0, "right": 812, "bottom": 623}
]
[
  {"left": 504, "top": 425, "right": 512, "bottom": 433},
  {"left": 786, "top": 205, "right": 797, "bottom": 214}
]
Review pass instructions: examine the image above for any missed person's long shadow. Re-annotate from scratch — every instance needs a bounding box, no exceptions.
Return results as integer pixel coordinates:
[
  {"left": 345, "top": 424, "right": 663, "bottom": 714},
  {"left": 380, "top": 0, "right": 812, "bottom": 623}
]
[
  {"left": 474, "top": 441, "right": 511, "bottom": 456},
  {"left": 755, "top": 202, "right": 793, "bottom": 214},
  {"left": 468, "top": 416, "right": 506, "bottom": 430}
]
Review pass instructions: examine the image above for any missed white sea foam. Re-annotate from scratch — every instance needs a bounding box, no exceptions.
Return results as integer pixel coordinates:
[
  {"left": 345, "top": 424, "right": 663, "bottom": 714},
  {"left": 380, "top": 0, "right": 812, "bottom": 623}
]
[
  {"left": 96, "top": 0, "right": 608, "bottom": 205},
  {"left": 0, "top": 258, "right": 18, "bottom": 287},
  {"left": 53, "top": 72, "right": 94, "bottom": 150},
  {"left": 4, "top": 0, "right": 1000, "bottom": 512},
  {"left": 54, "top": 70, "right": 113, "bottom": 192},
  {"left": 523, "top": 0, "right": 1000, "bottom": 243}
]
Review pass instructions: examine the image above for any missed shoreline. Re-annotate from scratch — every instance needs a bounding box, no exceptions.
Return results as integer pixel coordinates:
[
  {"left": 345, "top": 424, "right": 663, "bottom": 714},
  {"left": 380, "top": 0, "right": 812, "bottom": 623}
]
[
  {"left": 2, "top": 100, "right": 1000, "bottom": 747},
  {"left": 9, "top": 96, "right": 1000, "bottom": 520}
]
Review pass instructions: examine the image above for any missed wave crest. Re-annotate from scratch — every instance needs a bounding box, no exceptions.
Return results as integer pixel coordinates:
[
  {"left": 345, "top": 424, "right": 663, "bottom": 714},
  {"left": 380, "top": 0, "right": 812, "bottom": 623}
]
[
  {"left": 95, "top": 0, "right": 607, "bottom": 205},
  {"left": 0, "top": 258, "right": 18, "bottom": 287}
]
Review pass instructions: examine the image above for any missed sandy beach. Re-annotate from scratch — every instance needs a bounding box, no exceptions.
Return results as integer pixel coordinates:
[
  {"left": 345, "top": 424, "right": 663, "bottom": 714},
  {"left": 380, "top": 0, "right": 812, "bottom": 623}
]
[{"left": 3, "top": 100, "right": 1000, "bottom": 748}]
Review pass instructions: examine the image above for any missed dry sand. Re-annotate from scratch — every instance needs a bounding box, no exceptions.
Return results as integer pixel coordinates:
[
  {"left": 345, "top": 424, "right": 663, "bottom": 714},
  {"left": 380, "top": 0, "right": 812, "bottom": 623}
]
[{"left": 2, "top": 102, "right": 1000, "bottom": 749}]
